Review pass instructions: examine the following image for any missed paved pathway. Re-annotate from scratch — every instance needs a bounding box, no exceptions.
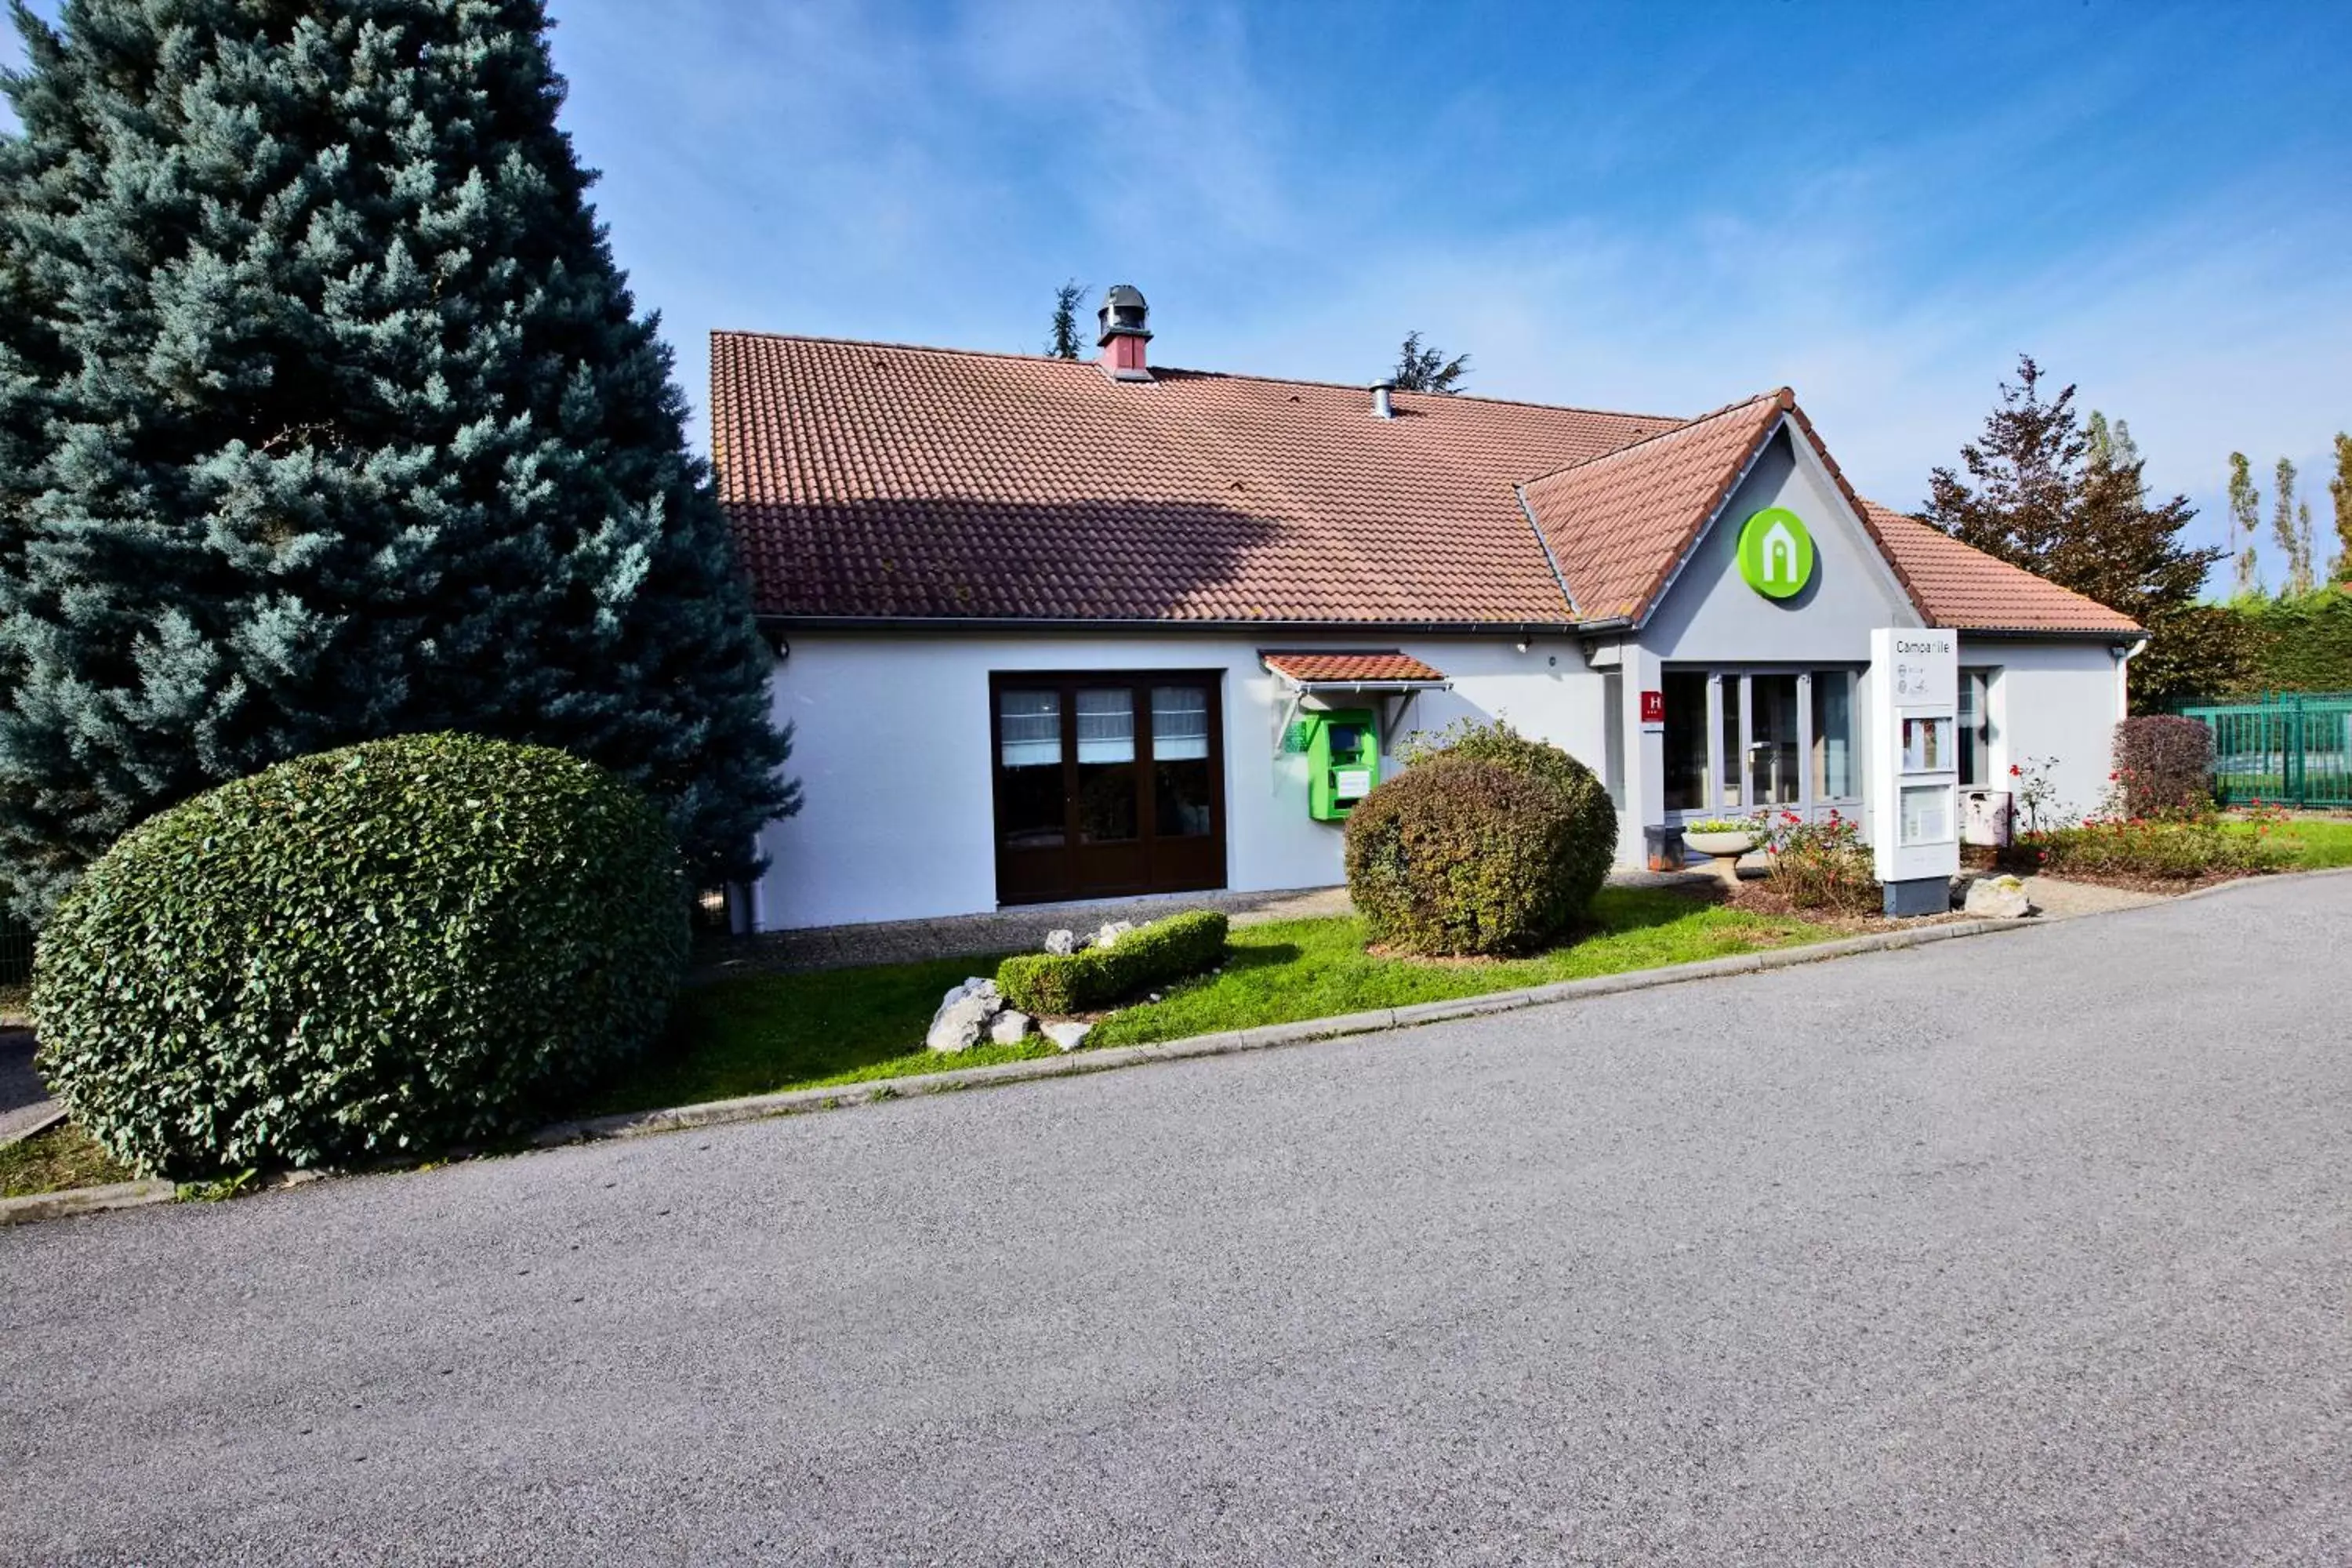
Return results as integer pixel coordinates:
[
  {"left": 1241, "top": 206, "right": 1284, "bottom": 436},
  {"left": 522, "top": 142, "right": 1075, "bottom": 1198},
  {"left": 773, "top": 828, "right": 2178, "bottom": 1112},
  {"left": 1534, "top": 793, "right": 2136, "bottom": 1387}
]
[
  {"left": 702, "top": 883, "right": 1358, "bottom": 978},
  {"left": 0, "top": 1029, "right": 57, "bottom": 1146},
  {"left": 5, "top": 874, "right": 2348, "bottom": 1564}
]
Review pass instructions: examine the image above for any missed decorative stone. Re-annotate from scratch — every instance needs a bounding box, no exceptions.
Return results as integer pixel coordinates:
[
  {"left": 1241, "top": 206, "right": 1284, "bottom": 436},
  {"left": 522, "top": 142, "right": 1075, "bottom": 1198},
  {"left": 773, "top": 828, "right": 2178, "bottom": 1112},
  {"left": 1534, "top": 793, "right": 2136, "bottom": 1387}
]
[
  {"left": 1963, "top": 873, "right": 2032, "bottom": 920},
  {"left": 989, "top": 1010, "right": 1033, "bottom": 1044},
  {"left": 1091, "top": 920, "right": 1135, "bottom": 949},
  {"left": 925, "top": 979, "right": 1000, "bottom": 1053},
  {"left": 1044, "top": 1021, "right": 1093, "bottom": 1052},
  {"left": 1043, "top": 929, "right": 1076, "bottom": 956}
]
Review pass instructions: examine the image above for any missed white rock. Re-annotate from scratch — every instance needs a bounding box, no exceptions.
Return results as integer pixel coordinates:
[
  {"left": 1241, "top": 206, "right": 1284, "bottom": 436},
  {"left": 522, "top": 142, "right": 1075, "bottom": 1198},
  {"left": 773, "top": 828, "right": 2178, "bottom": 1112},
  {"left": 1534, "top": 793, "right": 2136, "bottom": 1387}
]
[
  {"left": 1091, "top": 920, "right": 1135, "bottom": 949},
  {"left": 926, "top": 988, "right": 998, "bottom": 1053},
  {"left": 1963, "top": 873, "right": 2033, "bottom": 920},
  {"left": 989, "top": 1010, "right": 1033, "bottom": 1044},
  {"left": 1044, "top": 1021, "right": 1093, "bottom": 1052},
  {"left": 1043, "top": 929, "right": 1076, "bottom": 956}
]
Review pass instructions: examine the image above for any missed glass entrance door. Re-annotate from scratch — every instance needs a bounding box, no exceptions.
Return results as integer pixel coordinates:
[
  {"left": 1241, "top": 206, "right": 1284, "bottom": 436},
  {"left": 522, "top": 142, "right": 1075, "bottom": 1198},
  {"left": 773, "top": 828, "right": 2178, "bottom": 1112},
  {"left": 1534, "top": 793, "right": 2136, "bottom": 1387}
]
[
  {"left": 1661, "top": 668, "right": 1863, "bottom": 825},
  {"left": 1746, "top": 674, "right": 1801, "bottom": 807}
]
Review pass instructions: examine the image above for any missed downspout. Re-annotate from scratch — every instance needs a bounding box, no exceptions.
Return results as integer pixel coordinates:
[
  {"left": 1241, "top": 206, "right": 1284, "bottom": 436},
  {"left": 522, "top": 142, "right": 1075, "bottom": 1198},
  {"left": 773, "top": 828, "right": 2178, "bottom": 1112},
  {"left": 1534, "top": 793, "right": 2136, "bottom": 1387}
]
[{"left": 2113, "top": 637, "right": 2150, "bottom": 719}]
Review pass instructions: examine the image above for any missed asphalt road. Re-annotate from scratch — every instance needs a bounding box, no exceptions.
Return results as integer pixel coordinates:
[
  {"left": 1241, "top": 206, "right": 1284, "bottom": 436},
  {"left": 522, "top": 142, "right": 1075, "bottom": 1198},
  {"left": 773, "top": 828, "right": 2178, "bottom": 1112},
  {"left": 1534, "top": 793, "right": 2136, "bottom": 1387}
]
[{"left": 5, "top": 877, "right": 2349, "bottom": 1566}]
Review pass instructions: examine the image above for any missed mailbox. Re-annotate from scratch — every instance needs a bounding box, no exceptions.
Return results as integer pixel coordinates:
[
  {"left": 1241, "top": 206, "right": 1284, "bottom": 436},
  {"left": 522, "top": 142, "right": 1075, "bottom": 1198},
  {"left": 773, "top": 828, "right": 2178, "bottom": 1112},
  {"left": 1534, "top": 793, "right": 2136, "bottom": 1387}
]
[{"left": 1305, "top": 709, "right": 1379, "bottom": 820}]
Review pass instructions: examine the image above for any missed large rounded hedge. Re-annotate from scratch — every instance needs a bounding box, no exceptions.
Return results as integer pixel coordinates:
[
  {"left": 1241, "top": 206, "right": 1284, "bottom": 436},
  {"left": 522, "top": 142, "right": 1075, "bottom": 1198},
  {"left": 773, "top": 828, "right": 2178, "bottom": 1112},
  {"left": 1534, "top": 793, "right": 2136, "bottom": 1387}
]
[
  {"left": 1409, "top": 720, "right": 1619, "bottom": 926},
  {"left": 1344, "top": 757, "right": 1581, "bottom": 956},
  {"left": 34, "top": 734, "right": 690, "bottom": 1176}
]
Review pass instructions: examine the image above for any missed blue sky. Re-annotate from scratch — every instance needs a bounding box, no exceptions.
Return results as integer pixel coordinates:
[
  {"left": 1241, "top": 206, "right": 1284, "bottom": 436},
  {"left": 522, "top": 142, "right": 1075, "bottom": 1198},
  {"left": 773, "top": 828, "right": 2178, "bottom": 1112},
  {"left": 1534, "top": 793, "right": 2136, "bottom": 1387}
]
[{"left": 9, "top": 2, "right": 2350, "bottom": 584}]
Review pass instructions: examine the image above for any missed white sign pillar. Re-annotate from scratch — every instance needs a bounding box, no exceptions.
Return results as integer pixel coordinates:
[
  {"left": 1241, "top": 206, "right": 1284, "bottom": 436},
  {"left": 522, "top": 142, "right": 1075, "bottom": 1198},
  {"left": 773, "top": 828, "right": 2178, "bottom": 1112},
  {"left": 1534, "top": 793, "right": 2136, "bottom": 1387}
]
[{"left": 1867, "top": 628, "right": 1960, "bottom": 916}]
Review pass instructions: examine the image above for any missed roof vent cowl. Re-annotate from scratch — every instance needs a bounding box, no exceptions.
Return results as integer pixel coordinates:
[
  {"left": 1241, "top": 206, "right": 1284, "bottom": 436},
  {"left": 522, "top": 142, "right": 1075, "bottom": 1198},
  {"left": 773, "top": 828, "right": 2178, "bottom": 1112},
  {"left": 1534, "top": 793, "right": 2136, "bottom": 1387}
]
[
  {"left": 1370, "top": 379, "right": 1396, "bottom": 419},
  {"left": 1097, "top": 284, "right": 1152, "bottom": 383}
]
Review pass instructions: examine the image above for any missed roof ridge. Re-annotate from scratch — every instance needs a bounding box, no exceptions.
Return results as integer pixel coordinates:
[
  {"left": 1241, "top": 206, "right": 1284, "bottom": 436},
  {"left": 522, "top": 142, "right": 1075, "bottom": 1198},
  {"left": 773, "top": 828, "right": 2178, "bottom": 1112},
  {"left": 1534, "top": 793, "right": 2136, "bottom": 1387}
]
[
  {"left": 708, "top": 328, "right": 1684, "bottom": 423},
  {"left": 711, "top": 328, "right": 1103, "bottom": 369},
  {"left": 1517, "top": 387, "right": 1788, "bottom": 490}
]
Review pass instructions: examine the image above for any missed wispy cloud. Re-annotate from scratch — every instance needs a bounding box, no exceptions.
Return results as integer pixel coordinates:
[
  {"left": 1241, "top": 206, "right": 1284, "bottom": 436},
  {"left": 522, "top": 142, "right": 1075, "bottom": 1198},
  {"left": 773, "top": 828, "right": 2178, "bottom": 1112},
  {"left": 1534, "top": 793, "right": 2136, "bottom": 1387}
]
[{"left": 5, "top": 1, "right": 2345, "bottom": 583}]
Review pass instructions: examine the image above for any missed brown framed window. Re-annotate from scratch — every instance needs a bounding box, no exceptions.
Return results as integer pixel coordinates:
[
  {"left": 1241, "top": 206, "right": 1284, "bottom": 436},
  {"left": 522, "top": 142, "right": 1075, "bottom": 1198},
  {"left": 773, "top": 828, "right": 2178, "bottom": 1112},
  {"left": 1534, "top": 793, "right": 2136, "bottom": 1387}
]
[{"left": 989, "top": 671, "right": 1227, "bottom": 905}]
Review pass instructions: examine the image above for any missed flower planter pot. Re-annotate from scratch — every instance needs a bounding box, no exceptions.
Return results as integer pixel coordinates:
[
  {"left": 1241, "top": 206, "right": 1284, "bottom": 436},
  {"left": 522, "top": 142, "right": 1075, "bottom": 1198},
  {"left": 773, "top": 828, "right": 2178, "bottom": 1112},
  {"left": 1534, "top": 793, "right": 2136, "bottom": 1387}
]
[{"left": 1679, "top": 830, "right": 1758, "bottom": 887}]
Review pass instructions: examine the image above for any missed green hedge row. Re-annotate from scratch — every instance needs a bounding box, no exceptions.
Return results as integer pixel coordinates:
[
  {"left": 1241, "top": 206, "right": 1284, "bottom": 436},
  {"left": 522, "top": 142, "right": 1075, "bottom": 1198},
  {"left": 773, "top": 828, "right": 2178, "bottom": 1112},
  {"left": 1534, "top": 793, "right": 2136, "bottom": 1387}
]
[
  {"left": 2234, "top": 590, "right": 2352, "bottom": 695},
  {"left": 996, "top": 910, "right": 1229, "bottom": 1015}
]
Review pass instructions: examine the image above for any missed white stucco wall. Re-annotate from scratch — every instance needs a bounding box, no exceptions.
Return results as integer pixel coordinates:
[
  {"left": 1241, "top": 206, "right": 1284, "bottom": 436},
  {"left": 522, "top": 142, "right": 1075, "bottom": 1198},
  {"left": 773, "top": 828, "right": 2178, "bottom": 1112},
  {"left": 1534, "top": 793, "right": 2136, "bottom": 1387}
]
[
  {"left": 754, "top": 630, "right": 1613, "bottom": 930},
  {"left": 1640, "top": 425, "right": 1922, "bottom": 665},
  {"left": 1962, "top": 637, "right": 2128, "bottom": 827}
]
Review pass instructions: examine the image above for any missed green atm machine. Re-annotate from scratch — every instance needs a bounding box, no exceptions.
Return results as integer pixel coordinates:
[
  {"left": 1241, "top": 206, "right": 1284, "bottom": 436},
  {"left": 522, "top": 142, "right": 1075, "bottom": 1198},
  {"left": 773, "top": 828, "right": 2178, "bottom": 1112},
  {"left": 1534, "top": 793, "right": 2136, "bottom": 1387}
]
[{"left": 1305, "top": 709, "right": 1380, "bottom": 821}]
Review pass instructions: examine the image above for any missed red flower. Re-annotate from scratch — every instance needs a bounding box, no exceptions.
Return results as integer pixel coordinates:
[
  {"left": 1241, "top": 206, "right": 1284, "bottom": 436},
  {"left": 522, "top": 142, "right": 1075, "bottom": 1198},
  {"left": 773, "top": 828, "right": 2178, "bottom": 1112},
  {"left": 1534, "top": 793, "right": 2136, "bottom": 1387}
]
[{"left": 2008, "top": 764, "right": 2022, "bottom": 776}]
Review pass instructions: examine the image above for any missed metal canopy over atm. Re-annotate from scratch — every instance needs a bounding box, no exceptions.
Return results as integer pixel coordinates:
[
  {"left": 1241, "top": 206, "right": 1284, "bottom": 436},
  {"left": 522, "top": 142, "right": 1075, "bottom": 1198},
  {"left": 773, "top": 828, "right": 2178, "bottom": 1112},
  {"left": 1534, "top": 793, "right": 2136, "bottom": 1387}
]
[{"left": 1258, "top": 649, "right": 1452, "bottom": 756}]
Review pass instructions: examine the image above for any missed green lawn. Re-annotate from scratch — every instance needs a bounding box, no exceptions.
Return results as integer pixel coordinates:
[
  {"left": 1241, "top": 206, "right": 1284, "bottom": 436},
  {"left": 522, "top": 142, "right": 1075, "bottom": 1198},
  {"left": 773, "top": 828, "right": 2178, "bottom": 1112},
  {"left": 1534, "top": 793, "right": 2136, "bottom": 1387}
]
[
  {"left": 600, "top": 887, "right": 1833, "bottom": 1113},
  {"left": 0, "top": 1120, "right": 132, "bottom": 1199},
  {"left": 2237, "top": 817, "right": 2352, "bottom": 869}
]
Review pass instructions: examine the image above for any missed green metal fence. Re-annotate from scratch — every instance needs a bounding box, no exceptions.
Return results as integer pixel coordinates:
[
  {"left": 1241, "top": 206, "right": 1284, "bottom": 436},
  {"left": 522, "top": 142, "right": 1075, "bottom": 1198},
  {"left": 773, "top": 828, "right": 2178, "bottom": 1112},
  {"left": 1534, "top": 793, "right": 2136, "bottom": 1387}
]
[{"left": 2182, "top": 692, "right": 2352, "bottom": 808}]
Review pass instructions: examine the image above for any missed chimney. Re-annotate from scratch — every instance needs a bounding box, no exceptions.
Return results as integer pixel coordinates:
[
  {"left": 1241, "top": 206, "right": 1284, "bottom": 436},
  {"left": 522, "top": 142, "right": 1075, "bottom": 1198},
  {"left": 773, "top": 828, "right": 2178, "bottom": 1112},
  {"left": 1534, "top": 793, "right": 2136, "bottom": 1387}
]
[
  {"left": 1097, "top": 284, "right": 1152, "bottom": 382},
  {"left": 1370, "top": 379, "right": 1396, "bottom": 419}
]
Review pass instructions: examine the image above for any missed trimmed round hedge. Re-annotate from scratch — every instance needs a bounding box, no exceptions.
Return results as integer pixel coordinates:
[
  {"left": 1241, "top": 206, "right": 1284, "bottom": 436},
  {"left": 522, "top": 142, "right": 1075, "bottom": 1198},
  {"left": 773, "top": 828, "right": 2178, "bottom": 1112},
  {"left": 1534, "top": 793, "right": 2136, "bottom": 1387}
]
[
  {"left": 33, "top": 734, "right": 690, "bottom": 1176},
  {"left": 1344, "top": 757, "right": 1581, "bottom": 956},
  {"left": 1409, "top": 720, "right": 1618, "bottom": 927}
]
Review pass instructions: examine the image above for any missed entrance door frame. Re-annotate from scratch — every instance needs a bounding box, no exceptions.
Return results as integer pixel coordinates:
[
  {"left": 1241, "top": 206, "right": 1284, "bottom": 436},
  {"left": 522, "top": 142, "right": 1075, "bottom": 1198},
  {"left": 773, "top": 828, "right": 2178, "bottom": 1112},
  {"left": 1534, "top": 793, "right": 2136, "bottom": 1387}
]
[
  {"left": 988, "top": 669, "right": 1230, "bottom": 906},
  {"left": 1664, "top": 665, "right": 1865, "bottom": 827}
]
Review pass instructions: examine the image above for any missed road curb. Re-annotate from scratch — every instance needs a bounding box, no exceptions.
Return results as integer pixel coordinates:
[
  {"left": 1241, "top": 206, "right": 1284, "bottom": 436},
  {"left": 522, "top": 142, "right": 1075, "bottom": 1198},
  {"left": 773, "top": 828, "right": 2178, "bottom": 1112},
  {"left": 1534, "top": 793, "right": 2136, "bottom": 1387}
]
[
  {"left": 0, "top": 1100, "right": 67, "bottom": 1152},
  {"left": 533, "top": 915, "right": 2027, "bottom": 1149},
  {"left": 0, "top": 1178, "right": 175, "bottom": 1226}
]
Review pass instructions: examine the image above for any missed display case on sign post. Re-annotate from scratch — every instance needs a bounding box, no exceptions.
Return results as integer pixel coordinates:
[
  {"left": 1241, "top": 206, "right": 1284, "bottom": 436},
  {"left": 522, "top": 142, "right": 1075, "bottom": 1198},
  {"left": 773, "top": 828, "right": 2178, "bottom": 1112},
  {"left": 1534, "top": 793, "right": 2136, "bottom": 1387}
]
[{"left": 1867, "top": 627, "right": 1960, "bottom": 916}]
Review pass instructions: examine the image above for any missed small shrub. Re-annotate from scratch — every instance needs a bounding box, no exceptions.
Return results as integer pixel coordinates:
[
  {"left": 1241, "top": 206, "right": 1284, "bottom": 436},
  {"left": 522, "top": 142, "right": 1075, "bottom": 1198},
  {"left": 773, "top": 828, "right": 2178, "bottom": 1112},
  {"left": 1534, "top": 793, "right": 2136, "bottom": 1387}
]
[
  {"left": 1400, "top": 717, "right": 1618, "bottom": 925},
  {"left": 996, "top": 910, "right": 1229, "bottom": 1015},
  {"left": 2009, "top": 755, "right": 2069, "bottom": 833},
  {"left": 2022, "top": 819, "right": 2281, "bottom": 880},
  {"left": 1757, "top": 810, "right": 1880, "bottom": 913},
  {"left": 34, "top": 734, "right": 689, "bottom": 1177},
  {"left": 1344, "top": 757, "right": 1580, "bottom": 956},
  {"left": 2111, "top": 716, "right": 2216, "bottom": 821}
]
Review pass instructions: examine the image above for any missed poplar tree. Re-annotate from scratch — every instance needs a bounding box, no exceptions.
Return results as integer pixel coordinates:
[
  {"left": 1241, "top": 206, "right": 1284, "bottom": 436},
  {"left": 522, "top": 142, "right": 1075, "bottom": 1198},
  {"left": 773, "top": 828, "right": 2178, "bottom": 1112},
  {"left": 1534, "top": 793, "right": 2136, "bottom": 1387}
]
[
  {"left": 0, "top": 0, "right": 795, "bottom": 915},
  {"left": 2272, "top": 457, "right": 2313, "bottom": 597},
  {"left": 2226, "top": 453, "right": 2262, "bottom": 599},
  {"left": 2085, "top": 411, "right": 2143, "bottom": 500},
  {"left": 1926, "top": 358, "right": 2253, "bottom": 710},
  {"left": 2332, "top": 434, "right": 2352, "bottom": 583}
]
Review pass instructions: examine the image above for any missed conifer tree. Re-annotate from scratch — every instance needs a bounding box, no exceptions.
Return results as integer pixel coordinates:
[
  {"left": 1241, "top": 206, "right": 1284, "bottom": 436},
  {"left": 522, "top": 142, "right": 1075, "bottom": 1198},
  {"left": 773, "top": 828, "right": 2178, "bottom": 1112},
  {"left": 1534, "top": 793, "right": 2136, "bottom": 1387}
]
[
  {"left": 0, "top": 0, "right": 794, "bottom": 914},
  {"left": 1046, "top": 280, "right": 1086, "bottom": 359},
  {"left": 1392, "top": 331, "right": 1470, "bottom": 394},
  {"left": 1926, "top": 358, "right": 2254, "bottom": 710}
]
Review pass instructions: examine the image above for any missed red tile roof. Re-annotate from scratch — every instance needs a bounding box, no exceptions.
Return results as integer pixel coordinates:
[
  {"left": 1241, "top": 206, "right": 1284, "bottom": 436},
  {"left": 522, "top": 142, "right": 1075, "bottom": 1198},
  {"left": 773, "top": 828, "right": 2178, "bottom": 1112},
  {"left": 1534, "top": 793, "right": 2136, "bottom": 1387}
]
[
  {"left": 1863, "top": 503, "right": 2142, "bottom": 634},
  {"left": 712, "top": 331, "right": 2138, "bottom": 637},
  {"left": 1261, "top": 650, "right": 1448, "bottom": 684},
  {"left": 1519, "top": 391, "right": 1788, "bottom": 620},
  {"left": 712, "top": 333, "right": 1675, "bottom": 624}
]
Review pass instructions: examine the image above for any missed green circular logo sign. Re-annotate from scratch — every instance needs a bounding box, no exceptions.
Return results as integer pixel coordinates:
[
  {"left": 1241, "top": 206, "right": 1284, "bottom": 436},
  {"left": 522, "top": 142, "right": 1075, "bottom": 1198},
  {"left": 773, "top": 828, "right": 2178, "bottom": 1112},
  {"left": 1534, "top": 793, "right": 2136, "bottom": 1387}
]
[{"left": 1737, "top": 507, "right": 1815, "bottom": 599}]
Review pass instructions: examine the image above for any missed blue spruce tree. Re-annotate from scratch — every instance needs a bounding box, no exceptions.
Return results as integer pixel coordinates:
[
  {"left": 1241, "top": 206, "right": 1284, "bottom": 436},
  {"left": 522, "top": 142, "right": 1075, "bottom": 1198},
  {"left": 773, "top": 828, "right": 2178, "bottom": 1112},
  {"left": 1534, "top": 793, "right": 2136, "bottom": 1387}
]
[{"left": 0, "top": 0, "right": 794, "bottom": 912}]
